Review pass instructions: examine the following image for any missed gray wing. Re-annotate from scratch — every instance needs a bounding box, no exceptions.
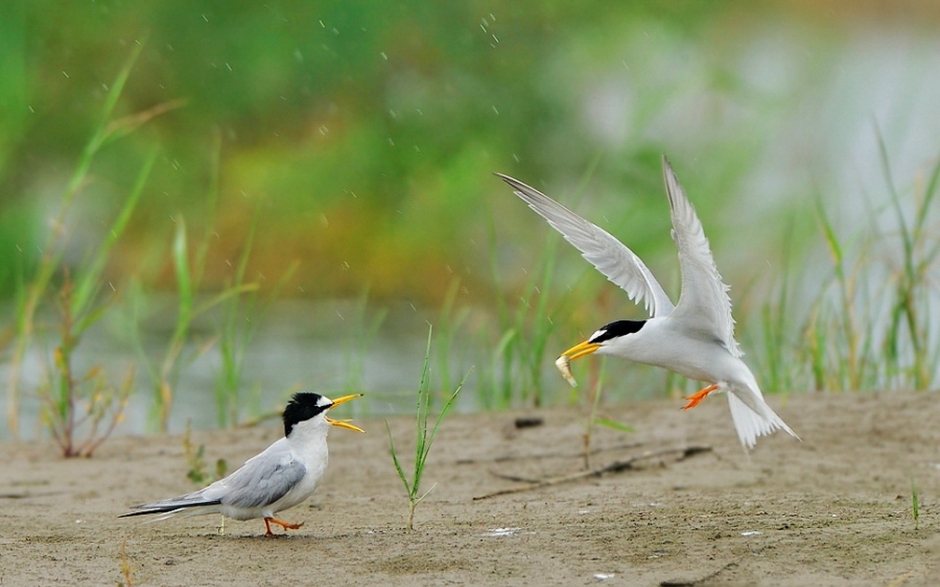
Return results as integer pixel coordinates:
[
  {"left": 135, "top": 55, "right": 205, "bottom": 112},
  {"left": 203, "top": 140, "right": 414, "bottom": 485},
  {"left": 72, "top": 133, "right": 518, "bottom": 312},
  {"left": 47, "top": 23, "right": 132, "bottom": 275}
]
[
  {"left": 216, "top": 442, "right": 307, "bottom": 509},
  {"left": 660, "top": 156, "right": 742, "bottom": 357},
  {"left": 497, "top": 173, "right": 675, "bottom": 318}
]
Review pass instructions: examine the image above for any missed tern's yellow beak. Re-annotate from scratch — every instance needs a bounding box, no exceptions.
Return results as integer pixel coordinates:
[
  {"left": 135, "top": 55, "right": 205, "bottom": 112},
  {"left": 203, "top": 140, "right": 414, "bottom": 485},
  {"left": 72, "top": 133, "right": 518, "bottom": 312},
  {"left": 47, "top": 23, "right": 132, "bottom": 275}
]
[
  {"left": 326, "top": 394, "right": 365, "bottom": 433},
  {"left": 561, "top": 340, "right": 601, "bottom": 361}
]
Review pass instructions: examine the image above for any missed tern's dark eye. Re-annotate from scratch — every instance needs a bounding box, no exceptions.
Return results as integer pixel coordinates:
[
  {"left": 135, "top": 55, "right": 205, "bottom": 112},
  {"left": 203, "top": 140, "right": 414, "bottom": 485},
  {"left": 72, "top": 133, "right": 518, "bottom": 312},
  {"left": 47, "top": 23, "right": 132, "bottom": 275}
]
[{"left": 589, "top": 320, "right": 646, "bottom": 343}]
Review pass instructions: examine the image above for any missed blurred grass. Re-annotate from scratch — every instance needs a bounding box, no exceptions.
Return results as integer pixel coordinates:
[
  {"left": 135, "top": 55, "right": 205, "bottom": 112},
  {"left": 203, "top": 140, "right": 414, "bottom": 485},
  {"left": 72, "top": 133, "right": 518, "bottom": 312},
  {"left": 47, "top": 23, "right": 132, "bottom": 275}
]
[
  {"left": 0, "top": 1, "right": 799, "bottom": 303},
  {"left": 2, "top": 2, "right": 940, "bottom": 438}
]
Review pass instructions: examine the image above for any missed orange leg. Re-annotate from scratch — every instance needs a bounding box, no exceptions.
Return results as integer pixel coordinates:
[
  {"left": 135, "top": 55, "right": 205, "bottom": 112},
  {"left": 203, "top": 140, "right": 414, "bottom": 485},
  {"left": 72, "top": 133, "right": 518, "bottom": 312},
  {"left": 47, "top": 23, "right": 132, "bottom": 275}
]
[
  {"left": 263, "top": 516, "right": 304, "bottom": 537},
  {"left": 681, "top": 383, "right": 720, "bottom": 410}
]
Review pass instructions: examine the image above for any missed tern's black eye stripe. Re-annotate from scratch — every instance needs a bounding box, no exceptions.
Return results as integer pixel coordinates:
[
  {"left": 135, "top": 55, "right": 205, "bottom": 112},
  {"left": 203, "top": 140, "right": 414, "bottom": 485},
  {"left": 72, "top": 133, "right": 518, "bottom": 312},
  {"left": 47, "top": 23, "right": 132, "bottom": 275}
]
[{"left": 589, "top": 320, "right": 646, "bottom": 343}]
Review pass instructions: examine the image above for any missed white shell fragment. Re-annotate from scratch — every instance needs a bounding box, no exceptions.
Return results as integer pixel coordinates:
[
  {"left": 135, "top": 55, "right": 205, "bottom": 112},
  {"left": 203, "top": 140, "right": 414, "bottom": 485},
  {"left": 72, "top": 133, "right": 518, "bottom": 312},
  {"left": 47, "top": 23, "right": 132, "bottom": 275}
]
[
  {"left": 555, "top": 354, "right": 577, "bottom": 387},
  {"left": 483, "top": 527, "right": 521, "bottom": 537}
]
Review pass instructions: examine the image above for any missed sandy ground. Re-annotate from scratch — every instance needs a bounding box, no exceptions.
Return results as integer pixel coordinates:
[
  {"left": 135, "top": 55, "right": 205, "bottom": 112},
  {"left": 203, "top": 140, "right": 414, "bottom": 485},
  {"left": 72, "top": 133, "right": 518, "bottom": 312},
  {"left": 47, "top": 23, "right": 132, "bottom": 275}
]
[{"left": 2, "top": 390, "right": 939, "bottom": 587}]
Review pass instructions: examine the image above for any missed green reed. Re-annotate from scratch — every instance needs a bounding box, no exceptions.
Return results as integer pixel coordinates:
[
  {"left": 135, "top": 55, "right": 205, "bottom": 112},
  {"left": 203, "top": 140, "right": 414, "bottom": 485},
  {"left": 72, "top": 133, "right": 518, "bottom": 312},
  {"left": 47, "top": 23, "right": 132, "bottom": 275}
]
[
  {"left": 6, "top": 42, "right": 149, "bottom": 435},
  {"left": 341, "top": 290, "right": 388, "bottom": 399},
  {"left": 8, "top": 42, "right": 184, "bottom": 453},
  {"left": 750, "top": 141, "right": 940, "bottom": 393},
  {"left": 387, "top": 326, "right": 467, "bottom": 530},
  {"left": 213, "top": 208, "right": 299, "bottom": 428},
  {"left": 433, "top": 278, "right": 472, "bottom": 402}
]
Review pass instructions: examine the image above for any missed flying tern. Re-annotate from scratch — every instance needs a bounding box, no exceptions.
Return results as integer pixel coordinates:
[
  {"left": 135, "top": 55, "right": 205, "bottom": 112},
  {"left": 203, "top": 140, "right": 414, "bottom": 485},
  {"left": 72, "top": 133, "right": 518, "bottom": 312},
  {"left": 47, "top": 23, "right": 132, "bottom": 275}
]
[{"left": 497, "top": 157, "right": 798, "bottom": 450}]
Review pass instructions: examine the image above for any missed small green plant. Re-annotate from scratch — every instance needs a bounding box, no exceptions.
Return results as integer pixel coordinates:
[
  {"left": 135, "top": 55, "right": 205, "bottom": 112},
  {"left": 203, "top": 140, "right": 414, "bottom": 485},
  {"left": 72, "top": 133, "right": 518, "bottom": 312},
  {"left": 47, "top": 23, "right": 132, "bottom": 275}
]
[
  {"left": 40, "top": 274, "right": 135, "bottom": 457},
  {"left": 911, "top": 479, "right": 920, "bottom": 530},
  {"left": 475, "top": 216, "right": 567, "bottom": 410},
  {"left": 875, "top": 133, "right": 939, "bottom": 390},
  {"left": 131, "top": 211, "right": 258, "bottom": 432},
  {"left": 581, "top": 359, "right": 634, "bottom": 469},
  {"left": 25, "top": 55, "right": 159, "bottom": 455},
  {"left": 386, "top": 326, "right": 467, "bottom": 531},
  {"left": 182, "top": 419, "right": 228, "bottom": 486}
]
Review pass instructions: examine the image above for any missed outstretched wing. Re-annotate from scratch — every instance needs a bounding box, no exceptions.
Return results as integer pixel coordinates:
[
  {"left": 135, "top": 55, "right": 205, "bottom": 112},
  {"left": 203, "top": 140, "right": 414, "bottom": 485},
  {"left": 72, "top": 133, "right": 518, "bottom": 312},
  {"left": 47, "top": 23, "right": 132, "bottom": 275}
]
[
  {"left": 497, "top": 173, "right": 675, "bottom": 318},
  {"left": 660, "top": 156, "right": 742, "bottom": 357}
]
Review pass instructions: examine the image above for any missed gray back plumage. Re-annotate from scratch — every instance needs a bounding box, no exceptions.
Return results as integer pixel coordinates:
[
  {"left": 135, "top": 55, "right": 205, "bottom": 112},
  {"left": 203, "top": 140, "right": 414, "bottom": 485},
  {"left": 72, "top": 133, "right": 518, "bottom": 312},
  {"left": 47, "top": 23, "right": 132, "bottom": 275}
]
[{"left": 220, "top": 451, "right": 307, "bottom": 509}]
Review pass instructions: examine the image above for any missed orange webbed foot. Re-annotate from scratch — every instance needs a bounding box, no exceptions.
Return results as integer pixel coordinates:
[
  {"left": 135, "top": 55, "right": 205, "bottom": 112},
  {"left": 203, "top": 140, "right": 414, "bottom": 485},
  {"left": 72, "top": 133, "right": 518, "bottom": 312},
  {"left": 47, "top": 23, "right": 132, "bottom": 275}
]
[
  {"left": 681, "top": 383, "right": 720, "bottom": 410},
  {"left": 263, "top": 517, "right": 304, "bottom": 536}
]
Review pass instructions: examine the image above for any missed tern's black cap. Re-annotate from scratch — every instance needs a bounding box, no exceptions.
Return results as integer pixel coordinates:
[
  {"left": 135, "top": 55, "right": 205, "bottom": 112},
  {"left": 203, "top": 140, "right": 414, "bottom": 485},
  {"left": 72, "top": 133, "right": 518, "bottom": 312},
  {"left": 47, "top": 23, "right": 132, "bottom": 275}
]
[
  {"left": 589, "top": 320, "right": 646, "bottom": 344},
  {"left": 282, "top": 393, "right": 331, "bottom": 437}
]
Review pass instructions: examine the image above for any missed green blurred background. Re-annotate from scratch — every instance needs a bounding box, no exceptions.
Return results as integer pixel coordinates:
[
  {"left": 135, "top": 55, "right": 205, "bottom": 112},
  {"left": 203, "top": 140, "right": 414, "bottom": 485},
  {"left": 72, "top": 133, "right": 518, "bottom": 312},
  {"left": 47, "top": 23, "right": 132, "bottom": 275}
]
[{"left": 2, "top": 1, "right": 940, "bottom": 436}]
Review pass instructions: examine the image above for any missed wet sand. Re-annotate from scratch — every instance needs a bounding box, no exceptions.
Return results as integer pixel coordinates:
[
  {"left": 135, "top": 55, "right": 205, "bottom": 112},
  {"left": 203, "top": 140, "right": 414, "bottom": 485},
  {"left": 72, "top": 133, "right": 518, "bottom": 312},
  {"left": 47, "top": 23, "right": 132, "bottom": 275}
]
[{"left": 2, "top": 391, "right": 938, "bottom": 586}]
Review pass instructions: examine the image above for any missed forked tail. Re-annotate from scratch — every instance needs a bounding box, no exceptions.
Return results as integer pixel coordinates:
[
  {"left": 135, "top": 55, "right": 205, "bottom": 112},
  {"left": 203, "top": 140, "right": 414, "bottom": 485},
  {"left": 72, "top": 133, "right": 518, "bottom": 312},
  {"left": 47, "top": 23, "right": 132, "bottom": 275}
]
[{"left": 727, "top": 390, "right": 799, "bottom": 450}]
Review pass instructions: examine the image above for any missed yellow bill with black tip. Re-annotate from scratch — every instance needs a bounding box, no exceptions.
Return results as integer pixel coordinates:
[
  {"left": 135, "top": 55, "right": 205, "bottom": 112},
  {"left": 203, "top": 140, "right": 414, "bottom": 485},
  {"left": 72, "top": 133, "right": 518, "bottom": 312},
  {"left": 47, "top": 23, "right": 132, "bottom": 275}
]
[{"left": 562, "top": 340, "right": 601, "bottom": 361}]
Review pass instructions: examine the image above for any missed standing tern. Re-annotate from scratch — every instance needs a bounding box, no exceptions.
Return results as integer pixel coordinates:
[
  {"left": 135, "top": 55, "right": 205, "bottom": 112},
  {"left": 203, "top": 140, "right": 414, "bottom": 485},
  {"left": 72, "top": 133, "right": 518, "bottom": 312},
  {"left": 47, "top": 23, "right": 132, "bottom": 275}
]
[
  {"left": 121, "top": 393, "right": 364, "bottom": 536},
  {"left": 497, "top": 156, "right": 798, "bottom": 450}
]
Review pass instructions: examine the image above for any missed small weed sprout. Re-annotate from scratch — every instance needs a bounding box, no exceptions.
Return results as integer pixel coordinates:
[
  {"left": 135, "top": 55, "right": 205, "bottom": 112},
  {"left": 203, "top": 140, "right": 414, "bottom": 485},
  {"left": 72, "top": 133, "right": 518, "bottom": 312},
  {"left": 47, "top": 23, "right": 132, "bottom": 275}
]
[
  {"left": 911, "top": 480, "right": 920, "bottom": 530},
  {"left": 119, "top": 539, "right": 134, "bottom": 587},
  {"left": 581, "top": 361, "right": 634, "bottom": 469},
  {"left": 182, "top": 419, "right": 228, "bottom": 486},
  {"left": 387, "top": 326, "right": 468, "bottom": 531}
]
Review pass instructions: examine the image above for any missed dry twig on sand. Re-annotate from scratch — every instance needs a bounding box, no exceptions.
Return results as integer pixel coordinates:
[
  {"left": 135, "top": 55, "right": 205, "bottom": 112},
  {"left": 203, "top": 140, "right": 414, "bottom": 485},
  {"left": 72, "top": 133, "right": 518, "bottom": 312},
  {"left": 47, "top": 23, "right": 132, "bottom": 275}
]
[
  {"left": 659, "top": 558, "right": 740, "bottom": 586},
  {"left": 473, "top": 445, "right": 711, "bottom": 500},
  {"left": 456, "top": 441, "right": 644, "bottom": 465}
]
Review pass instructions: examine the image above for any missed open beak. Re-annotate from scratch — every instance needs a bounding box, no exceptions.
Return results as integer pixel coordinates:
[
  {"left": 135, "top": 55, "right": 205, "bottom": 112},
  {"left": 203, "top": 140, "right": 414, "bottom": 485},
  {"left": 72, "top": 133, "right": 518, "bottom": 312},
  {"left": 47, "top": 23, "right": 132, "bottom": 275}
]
[
  {"left": 326, "top": 394, "right": 365, "bottom": 433},
  {"left": 561, "top": 340, "right": 601, "bottom": 361}
]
